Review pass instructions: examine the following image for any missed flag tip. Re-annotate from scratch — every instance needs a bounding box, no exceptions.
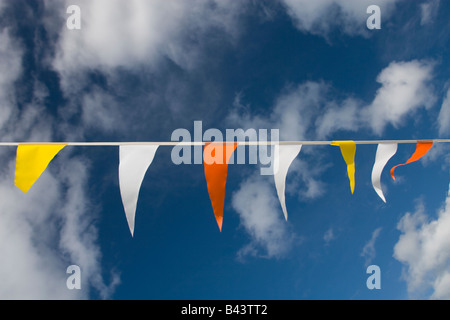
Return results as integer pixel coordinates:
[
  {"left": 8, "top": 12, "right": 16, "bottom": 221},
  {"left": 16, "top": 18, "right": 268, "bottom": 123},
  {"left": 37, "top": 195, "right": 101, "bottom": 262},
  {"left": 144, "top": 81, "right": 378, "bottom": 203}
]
[
  {"left": 15, "top": 183, "right": 29, "bottom": 193},
  {"left": 216, "top": 217, "right": 223, "bottom": 232}
]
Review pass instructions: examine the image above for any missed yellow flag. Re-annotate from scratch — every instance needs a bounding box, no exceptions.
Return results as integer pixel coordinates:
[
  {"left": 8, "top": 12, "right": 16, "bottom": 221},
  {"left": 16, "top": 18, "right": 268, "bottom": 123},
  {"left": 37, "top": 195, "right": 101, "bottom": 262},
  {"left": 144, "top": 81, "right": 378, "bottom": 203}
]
[
  {"left": 331, "top": 141, "right": 356, "bottom": 194},
  {"left": 15, "top": 144, "right": 67, "bottom": 193}
]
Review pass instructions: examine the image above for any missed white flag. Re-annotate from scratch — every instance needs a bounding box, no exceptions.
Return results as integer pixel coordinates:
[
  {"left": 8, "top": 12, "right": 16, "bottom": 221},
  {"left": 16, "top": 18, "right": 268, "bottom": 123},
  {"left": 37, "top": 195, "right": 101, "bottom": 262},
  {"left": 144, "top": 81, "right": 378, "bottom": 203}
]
[
  {"left": 274, "top": 144, "right": 302, "bottom": 220},
  {"left": 371, "top": 143, "right": 397, "bottom": 202},
  {"left": 119, "top": 145, "right": 159, "bottom": 236}
]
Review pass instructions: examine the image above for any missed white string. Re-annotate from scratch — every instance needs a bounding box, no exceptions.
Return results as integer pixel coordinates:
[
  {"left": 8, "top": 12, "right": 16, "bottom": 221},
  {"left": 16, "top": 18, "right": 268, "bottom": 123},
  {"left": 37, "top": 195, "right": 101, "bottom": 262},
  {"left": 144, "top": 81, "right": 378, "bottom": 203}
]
[{"left": 0, "top": 139, "right": 447, "bottom": 146}]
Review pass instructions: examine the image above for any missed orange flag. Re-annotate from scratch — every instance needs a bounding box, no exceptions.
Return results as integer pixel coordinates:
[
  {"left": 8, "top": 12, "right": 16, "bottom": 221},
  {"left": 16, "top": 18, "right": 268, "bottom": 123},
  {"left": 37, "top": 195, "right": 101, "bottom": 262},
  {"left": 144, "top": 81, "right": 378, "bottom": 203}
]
[
  {"left": 204, "top": 142, "right": 238, "bottom": 231},
  {"left": 390, "top": 141, "right": 433, "bottom": 180}
]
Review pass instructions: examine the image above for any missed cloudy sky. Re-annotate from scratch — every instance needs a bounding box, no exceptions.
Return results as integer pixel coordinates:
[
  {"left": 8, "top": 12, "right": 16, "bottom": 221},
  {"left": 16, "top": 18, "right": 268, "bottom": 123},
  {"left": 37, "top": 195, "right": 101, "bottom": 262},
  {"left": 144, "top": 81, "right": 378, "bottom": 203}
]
[{"left": 0, "top": 0, "right": 449, "bottom": 300}]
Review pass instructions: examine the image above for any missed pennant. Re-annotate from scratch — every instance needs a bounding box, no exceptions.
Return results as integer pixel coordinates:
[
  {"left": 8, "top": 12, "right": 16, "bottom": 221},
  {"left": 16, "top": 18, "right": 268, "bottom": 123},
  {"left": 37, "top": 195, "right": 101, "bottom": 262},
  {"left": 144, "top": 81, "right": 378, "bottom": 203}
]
[
  {"left": 119, "top": 145, "right": 159, "bottom": 236},
  {"left": 204, "top": 142, "right": 237, "bottom": 231},
  {"left": 331, "top": 141, "right": 356, "bottom": 194},
  {"left": 390, "top": 141, "right": 433, "bottom": 180},
  {"left": 273, "top": 144, "right": 302, "bottom": 220},
  {"left": 15, "top": 144, "right": 67, "bottom": 193},
  {"left": 371, "top": 143, "right": 397, "bottom": 202}
]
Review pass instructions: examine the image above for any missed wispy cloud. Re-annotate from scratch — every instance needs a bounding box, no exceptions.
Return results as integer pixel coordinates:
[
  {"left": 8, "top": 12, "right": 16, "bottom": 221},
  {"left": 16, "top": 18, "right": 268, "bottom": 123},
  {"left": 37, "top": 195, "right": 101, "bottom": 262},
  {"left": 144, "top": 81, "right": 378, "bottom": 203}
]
[
  {"left": 0, "top": 152, "right": 120, "bottom": 299},
  {"left": 227, "top": 58, "right": 437, "bottom": 260},
  {"left": 362, "top": 60, "right": 436, "bottom": 135},
  {"left": 438, "top": 87, "right": 450, "bottom": 136},
  {"left": 51, "top": 0, "right": 245, "bottom": 73},
  {"left": 232, "top": 174, "right": 298, "bottom": 260},
  {"left": 281, "top": 0, "right": 401, "bottom": 39},
  {"left": 0, "top": 28, "right": 22, "bottom": 132},
  {"left": 420, "top": 0, "right": 440, "bottom": 26},
  {"left": 323, "top": 227, "right": 335, "bottom": 245},
  {"left": 0, "top": 2, "right": 120, "bottom": 299},
  {"left": 393, "top": 185, "right": 450, "bottom": 299},
  {"left": 230, "top": 59, "right": 436, "bottom": 141},
  {"left": 361, "top": 227, "right": 382, "bottom": 266},
  {"left": 316, "top": 59, "right": 436, "bottom": 137},
  {"left": 0, "top": 0, "right": 265, "bottom": 297}
]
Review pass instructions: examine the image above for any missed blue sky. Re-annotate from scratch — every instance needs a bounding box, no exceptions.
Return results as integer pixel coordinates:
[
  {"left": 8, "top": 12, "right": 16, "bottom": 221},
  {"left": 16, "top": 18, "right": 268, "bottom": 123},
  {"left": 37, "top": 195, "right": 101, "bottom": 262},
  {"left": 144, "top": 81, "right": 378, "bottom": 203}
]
[{"left": 0, "top": 0, "right": 449, "bottom": 300}]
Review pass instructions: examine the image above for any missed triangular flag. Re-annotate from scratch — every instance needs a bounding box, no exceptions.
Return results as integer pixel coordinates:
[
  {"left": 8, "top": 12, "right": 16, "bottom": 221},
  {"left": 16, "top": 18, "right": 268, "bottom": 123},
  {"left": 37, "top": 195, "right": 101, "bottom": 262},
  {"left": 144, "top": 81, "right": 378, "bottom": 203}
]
[
  {"left": 15, "top": 144, "right": 67, "bottom": 193},
  {"left": 204, "top": 142, "right": 237, "bottom": 231},
  {"left": 274, "top": 144, "right": 302, "bottom": 220},
  {"left": 119, "top": 145, "right": 159, "bottom": 236},
  {"left": 371, "top": 143, "right": 397, "bottom": 202},
  {"left": 390, "top": 141, "right": 433, "bottom": 180},
  {"left": 331, "top": 141, "right": 356, "bottom": 194}
]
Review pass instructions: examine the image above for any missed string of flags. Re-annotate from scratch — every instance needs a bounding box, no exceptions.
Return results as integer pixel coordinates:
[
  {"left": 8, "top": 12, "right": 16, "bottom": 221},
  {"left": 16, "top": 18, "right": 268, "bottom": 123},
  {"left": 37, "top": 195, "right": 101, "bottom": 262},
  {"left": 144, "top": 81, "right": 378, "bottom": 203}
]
[{"left": 8, "top": 139, "right": 449, "bottom": 236}]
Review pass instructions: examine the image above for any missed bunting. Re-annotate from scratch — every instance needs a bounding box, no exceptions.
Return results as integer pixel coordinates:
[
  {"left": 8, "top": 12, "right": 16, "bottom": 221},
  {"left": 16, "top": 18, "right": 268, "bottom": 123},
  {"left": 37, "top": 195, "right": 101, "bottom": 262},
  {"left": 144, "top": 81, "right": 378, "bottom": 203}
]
[
  {"left": 119, "top": 145, "right": 159, "bottom": 236},
  {"left": 203, "top": 142, "right": 238, "bottom": 231},
  {"left": 371, "top": 143, "right": 397, "bottom": 203},
  {"left": 273, "top": 144, "right": 302, "bottom": 220},
  {"left": 390, "top": 141, "right": 433, "bottom": 180},
  {"left": 14, "top": 144, "right": 67, "bottom": 193},
  {"left": 331, "top": 141, "right": 356, "bottom": 194},
  {"left": 6, "top": 139, "right": 448, "bottom": 234}
]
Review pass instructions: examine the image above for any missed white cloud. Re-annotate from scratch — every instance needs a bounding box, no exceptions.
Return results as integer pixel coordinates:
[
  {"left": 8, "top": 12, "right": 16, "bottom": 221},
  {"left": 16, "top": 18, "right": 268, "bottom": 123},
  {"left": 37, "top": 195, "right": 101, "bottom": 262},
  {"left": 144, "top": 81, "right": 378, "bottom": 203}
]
[
  {"left": 55, "top": 155, "right": 121, "bottom": 299},
  {"left": 81, "top": 87, "right": 124, "bottom": 133},
  {"left": 0, "top": 29, "right": 22, "bottom": 131},
  {"left": 0, "top": 6, "right": 119, "bottom": 297},
  {"left": 227, "top": 84, "right": 332, "bottom": 258},
  {"left": 315, "top": 98, "right": 361, "bottom": 138},
  {"left": 228, "top": 81, "right": 326, "bottom": 141},
  {"left": 228, "top": 59, "right": 436, "bottom": 200},
  {"left": 17, "top": 0, "right": 262, "bottom": 294},
  {"left": 281, "top": 0, "right": 399, "bottom": 38},
  {"left": 361, "top": 227, "right": 382, "bottom": 266},
  {"left": 0, "top": 157, "right": 76, "bottom": 298},
  {"left": 432, "top": 272, "right": 450, "bottom": 299},
  {"left": 362, "top": 60, "right": 436, "bottom": 135},
  {"left": 286, "top": 156, "right": 327, "bottom": 200},
  {"left": 51, "top": 0, "right": 244, "bottom": 74},
  {"left": 271, "top": 82, "right": 325, "bottom": 141},
  {"left": 438, "top": 88, "right": 450, "bottom": 136},
  {"left": 227, "top": 58, "right": 437, "bottom": 260},
  {"left": 0, "top": 153, "right": 119, "bottom": 299},
  {"left": 420, "top": 0, "right": 440, "bottom": 26},
  {"left": 45, "top": 0, "right": 248, "bottom": 141},
  {"left": 232, "top": 174, "right": 297, "bottom": 259},
  {"left": 393, "top": 185, "right": 450, "bottom": 299},
  {"left": 323, "top": 227, "right": 335, "bottom": 245},
  {"left": 53, "top": 0, "right": 182, "bottom": 70},
  {"left": 0, "top": 160, "right": 79, "bottom": 299},
  {"left": 233, "top": 60, "right": 436, "bottom": 142},
  {"left": 227, "top": 82, "right": 329, "bottom": 200},
  {"left": 315, "top": 60, "right": 436, "bottom": 137}
]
